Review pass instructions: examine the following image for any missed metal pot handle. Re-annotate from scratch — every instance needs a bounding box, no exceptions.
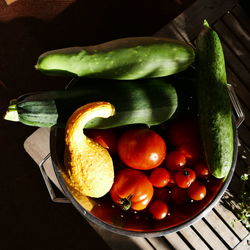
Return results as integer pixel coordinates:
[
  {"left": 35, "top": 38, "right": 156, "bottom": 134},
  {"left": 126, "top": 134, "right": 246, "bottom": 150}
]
[
  {"left": 39, "top": 153, "right": 70, "bottom": 203},
  {"left": 227, "top": 84, "right": 245, "bottom": 128}
]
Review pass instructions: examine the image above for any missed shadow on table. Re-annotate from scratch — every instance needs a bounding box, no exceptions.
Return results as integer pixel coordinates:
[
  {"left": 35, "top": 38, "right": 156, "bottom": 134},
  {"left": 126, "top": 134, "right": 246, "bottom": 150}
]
[{"left": 0, "top": 0, "right": 195, "bottom": 89}]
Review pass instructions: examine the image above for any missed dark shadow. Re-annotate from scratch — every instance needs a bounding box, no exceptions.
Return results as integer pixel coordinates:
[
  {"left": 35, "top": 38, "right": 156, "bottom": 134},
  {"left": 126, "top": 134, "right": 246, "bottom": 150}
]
[{"left": 0, "top": 0, "right": 196, "bottom": 112}]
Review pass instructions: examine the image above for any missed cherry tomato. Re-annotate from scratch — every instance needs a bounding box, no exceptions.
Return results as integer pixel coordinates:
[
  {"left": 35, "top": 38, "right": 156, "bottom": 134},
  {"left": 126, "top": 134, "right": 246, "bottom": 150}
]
[
  {"left": 118, "top": 128, "right": 166, "bottom": 170},
  {"left": 194, "top": 161, "right": 210, "bottom": 178},
  {"left": 153, "top": 188, "right": 171, "bottom": 202},
  {"left": 165, "top": 150, "right": 186, "bottom": 171},
  {"left": 167, "top": 119, "right": 200, "bottom": 146},
  {"left": 86, "top": 129, "right": 118, "bottom": 154},
  {"left": 175, "top": 168, "right": 196, "bottom": 188},
  {"left": 171, "top": 187, "right": 189, "bottom": 205},
  {"left": 149, "top": 200, "right": 168, "bottom": 220},
  {"left": 188, "top": 181, "right": 207, "bottom": 200},
  {"left": 178, "top": 142, "right": 201, "bottom": 164},
  {"left": 149, "top": 168, "right": 170, "bottom": 188},
  {"left": 110, "top": 168, "right": 154, "bottom": 211},
  {"left": 167, "top": 170, "right": 176, "bottom": 187}
]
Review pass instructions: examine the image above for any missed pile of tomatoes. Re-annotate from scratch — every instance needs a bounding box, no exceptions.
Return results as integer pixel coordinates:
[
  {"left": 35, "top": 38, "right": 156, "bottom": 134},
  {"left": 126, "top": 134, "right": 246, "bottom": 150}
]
[{"left": 87, "top": 119, "right": 211, "bottom": 221}]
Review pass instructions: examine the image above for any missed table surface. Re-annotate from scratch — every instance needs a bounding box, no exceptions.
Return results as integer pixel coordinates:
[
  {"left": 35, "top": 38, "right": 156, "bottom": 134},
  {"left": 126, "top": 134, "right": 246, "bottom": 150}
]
[{"left": 1, "top": 0, "right": 249, "bottom": 250}]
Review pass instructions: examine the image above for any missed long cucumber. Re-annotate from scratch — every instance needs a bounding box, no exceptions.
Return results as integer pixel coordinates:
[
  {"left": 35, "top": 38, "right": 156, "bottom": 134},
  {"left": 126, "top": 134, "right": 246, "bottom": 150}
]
[
  {"left": 35, "top": 37, "right": 195, "bottom": 80},
  {"left": 196, "top": 21, "right": 234, "bottom": 179}
]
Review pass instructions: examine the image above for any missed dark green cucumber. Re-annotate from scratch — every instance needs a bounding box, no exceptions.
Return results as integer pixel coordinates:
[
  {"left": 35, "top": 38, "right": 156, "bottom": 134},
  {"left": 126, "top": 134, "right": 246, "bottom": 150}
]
[
  {"left": 196, "top": 21, "right": 234, "bottom": 179},
  {"left": 35, "top": 37, "right": 195, "bottom": 80},
  {"left": 4, "top": 78, "right": 177, "bottom": 128}
]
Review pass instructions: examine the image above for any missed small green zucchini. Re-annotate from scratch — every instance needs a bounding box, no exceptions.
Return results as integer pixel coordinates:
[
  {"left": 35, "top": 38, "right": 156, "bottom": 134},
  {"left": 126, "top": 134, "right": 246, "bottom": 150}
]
[
  {"left": 35, "top": 37, "right": 195, "bottom": 80},
  {"left": 4, "top": 78, "right": 178, "bottom": 128},
  {"left": 196, "top": 21, "right": 234, "bottom": 179}
]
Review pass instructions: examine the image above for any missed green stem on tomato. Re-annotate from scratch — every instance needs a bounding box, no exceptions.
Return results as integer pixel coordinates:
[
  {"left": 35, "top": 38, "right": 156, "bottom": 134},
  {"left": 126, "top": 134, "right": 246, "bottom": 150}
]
[
  {"left": 120, "top": 194, "right": 133, "bottom": 211},
  {"left": 120, "top": 198, "right": 131, "bottom": 211},
  {"left": 183, "top": 170, "right": 190, "bottom": 176}
]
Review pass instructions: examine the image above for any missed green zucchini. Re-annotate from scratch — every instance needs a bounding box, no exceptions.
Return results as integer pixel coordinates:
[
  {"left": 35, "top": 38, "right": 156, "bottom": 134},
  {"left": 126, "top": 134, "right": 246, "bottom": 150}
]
[
  {"left": 35, "top": 37, "right": 195, "bottom": 80},
  {"left": 196, "top": 21, "right": 234, "bottom": 179},
  {"left": 4, "top": 78, "right": 177, "bottom": 128}
]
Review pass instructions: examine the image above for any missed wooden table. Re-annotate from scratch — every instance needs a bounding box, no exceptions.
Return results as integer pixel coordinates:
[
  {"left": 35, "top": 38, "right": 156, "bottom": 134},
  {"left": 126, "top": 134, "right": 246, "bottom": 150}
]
[{"left": 3, "top": 0, "right": 250, "bottom": 249}]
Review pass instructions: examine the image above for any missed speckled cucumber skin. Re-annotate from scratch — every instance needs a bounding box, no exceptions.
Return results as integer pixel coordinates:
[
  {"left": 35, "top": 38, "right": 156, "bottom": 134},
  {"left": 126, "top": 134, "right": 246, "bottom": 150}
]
[
  {"left": 36, "top": 37, "right": 195, "bottom": 80},
  {"left": 196, "top": 22, "right": 234, "bottom": 179}
]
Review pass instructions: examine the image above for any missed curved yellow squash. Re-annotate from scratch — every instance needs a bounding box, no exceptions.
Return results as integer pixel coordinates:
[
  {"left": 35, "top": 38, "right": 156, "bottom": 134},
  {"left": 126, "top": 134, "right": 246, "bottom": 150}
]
[{"left": 64, "top": 102, "right": 115, "bottom": 198}]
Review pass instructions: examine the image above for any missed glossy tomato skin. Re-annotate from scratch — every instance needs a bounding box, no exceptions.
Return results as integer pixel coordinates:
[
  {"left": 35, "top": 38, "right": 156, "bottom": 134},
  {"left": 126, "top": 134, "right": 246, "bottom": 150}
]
[
  {"left": 85, "top": 129, "right": 118, "bottom": 154},
  {"left": 167, "top": 170, "right": 176, "bottom": 187},
  {"left": 188, "top": 181, "right": 207, "bottom": 200},
  {"left": 149, "top": 200, "right": 168, "bottom": 220},
  {"left": 149, "top": 168, "right": 170, "bottom": 188},
  {"left": 175, "top": 168, "right": 196, "bottom": 188},
  {"left": 167, "top": 119, "right": 202, "bottom": 165},
  {"left": 178, "top": 142, "right": 201, "bottom": 164},
  {"left": 194, "top": 162, "right": 210, "bottom": 178},
  {"left": 118, "top": 128, "right": 166, "bottom": 170},
  {"left": 110, "top": 168, "right": 154, "bottom": 211},
  {"left": 165, "top": 150, "right": 186, "bottom": 171}
]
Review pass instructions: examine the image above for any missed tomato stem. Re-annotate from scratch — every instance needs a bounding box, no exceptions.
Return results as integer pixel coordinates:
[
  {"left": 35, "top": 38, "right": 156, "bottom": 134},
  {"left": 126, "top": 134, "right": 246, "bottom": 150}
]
[
  {"left": 183, "top": 170, "right": 190, "bottom": 176},
  {"left": 120, "top": 198, "right": 131, "bottom": 211}
]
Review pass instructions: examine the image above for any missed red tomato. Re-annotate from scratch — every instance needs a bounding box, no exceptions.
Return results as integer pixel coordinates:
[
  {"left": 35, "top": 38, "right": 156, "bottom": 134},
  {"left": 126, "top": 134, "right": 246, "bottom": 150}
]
[
  {"left": 86, "top": 129, "right": 118, "bottom": 154},
  {"left": 178, "top": 142, "right": 201, "bottom": 164},
  {"left": 153, "top": 188, "right": 171, "bottom": 202},
  {"left": 194, "top": 162, "right": 210, "bottom": 178},
  {"left": 175, "top": 168, "right": 196, "bottom": 188},
  {"left": 171, "top": 187, "right": 189, "bottom": 205},
  {"left": 167, "top": 119, "right": 200, "bottom": 146},
  {"left": 149, "top": 168, "right": 170, "bottom": 188},
  {"left": 188, "top": 181, "right": 207, "bottom": 200},
  {"left": 110, "top": 168, "right": 154, "bottom": 211},
  {"left": 167, "top": 170, "right": 176, "bottom": 187},
  {"left": 118, "top": 128, "right": 166, "bottom": 170},
  {"left": 165, "top": 150, "right": 186, "bottom": 171},
  {"left": 149, "top": 200, "right": 168, "bottom": 220}
]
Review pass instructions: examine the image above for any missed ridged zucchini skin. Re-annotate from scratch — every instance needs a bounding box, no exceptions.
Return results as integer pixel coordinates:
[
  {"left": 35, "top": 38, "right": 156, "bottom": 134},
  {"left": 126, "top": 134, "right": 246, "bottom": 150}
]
[
  {"left": 35, "top": 37, "right": 195, "bottom": 80},
  {"left": 10, "top": 78, "right": 177, "bottom": 128},
  {"left": 196, "top": 21, "right": 233, "bottom": 179}
]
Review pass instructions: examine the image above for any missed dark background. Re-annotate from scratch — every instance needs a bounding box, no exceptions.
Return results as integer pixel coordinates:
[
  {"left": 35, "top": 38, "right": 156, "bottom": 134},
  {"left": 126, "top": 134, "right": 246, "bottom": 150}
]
[{"left": 0, "top": 1, "right": 195, "bottom": 249}]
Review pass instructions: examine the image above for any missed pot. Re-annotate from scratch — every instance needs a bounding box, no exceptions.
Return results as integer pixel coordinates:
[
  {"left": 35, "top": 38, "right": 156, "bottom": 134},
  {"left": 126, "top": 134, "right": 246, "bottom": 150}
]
[{"left": 48, "top": 82, "right": 243, "bottom": 237}]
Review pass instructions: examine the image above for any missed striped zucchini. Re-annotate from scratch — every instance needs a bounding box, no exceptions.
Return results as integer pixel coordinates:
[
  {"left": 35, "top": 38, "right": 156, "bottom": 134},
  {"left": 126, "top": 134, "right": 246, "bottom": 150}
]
[{"left": 4, "top": 78, "right": 178, "bottom": 129}]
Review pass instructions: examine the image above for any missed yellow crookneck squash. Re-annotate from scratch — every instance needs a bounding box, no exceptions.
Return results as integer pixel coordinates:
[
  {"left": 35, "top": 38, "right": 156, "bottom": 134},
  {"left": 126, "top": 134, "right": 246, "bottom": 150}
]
[{"left": 64, "top": 101, "right": 115, "bottom": 198}]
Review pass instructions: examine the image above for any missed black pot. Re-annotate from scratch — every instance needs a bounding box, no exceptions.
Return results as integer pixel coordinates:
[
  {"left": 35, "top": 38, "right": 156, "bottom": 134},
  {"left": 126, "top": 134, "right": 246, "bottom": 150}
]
[{"left": 49, "top": 77, "right": 243, "bottom": 237}]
